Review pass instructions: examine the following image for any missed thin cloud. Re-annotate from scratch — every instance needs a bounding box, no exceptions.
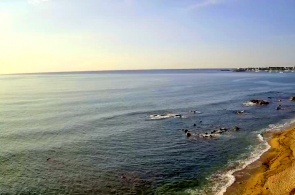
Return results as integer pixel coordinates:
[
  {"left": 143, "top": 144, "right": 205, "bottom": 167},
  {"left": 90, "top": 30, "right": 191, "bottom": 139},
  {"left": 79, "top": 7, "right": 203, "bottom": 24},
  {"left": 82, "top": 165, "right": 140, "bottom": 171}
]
[
  {"left": 187, "top": 0, "right": 223, "bottom": 10},
  {"left": 27, "top": 0, "right": 49, "bottom": 5}
]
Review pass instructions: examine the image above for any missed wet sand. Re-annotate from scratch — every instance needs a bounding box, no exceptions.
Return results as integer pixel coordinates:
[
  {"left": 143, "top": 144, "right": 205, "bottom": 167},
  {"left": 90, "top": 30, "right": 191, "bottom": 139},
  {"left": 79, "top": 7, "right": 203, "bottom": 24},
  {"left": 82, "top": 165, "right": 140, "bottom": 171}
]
[{"left": 225, "top": 126, "right": 295, "bottom": 195}]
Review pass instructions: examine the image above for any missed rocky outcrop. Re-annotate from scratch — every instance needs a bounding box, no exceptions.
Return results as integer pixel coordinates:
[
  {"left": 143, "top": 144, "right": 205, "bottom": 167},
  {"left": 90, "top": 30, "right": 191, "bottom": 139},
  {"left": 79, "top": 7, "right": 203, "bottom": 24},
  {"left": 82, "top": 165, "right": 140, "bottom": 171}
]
[{"left": 250, "top": 99, "right": 269, "bottom": 105}]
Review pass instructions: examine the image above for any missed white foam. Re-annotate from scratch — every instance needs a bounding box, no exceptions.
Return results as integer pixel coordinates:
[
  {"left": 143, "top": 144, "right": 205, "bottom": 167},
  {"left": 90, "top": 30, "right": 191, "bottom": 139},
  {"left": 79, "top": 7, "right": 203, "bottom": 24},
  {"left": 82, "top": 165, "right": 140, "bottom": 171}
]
[
  {"left": 149, "top": 113, "right": 182, "bottom": 120},
  {"left": 243, "top": 101, "right": 256, "bottom": 106},
  {"left": 187, "top": 118, "right": 295, "bottom": 195},
  {"left": 214, "top": 138, "right": 270, "bottom": 195},
  {"left": 186, "top": 137, "right": 270, "bottom": 195},
  {"left": 214, "top": 118, "right": 295, "bottom": 195},
  {"left": 266, "top": 119, "right": 295, "bottom": 132},
  {"left": 191, "top": 111, "right": 202, "bottom": 114},
  {"left": 257, "top": 134, "right": 264, "bottom": 142}
]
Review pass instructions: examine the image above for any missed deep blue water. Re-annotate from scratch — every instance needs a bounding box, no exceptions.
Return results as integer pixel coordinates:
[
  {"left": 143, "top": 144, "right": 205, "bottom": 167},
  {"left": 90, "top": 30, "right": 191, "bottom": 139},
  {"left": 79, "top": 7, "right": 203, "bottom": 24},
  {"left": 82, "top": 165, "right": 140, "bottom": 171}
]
[{"left": 1, "top": 70, "right": 295, "bottom": 194}]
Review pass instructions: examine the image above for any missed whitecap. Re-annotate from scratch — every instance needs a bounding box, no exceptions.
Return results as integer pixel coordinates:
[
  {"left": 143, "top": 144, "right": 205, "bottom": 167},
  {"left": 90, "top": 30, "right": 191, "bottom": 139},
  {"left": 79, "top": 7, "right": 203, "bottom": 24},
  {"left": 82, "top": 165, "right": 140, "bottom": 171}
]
[
  {"left": 243, "top": 101, "right": 256, "bottom": 106},
  {"left": 257, "top": 134, "right": 264, "bottom": 142},
  {"left": 191, "top": 110, "right": 202, "bottom": 114},
  {"left": 149, "top": 113, "right": 182, "bottom": 120}
]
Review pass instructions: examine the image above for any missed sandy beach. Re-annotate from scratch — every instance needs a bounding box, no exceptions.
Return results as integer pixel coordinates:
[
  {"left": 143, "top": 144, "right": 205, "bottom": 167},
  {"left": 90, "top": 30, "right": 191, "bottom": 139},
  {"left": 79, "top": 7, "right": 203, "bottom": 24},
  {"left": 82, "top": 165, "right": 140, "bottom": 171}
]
[{"left": 225, "top": 126, "right": 295, "bottom": 195}]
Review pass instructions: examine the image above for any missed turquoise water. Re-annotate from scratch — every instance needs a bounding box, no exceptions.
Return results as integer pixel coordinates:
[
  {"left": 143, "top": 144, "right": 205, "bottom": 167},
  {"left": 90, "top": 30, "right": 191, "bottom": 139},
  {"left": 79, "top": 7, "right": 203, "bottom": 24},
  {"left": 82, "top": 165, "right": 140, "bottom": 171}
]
[{"left": 1, "top": 70, "right": 295, "bottom": 194}]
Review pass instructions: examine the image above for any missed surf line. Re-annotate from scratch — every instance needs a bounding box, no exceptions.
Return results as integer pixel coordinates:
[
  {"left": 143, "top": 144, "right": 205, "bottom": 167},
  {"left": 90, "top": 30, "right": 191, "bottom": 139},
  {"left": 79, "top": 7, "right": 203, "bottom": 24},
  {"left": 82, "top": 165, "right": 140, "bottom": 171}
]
[{"left": 215, "top": 134, "right": 271, "bottom": 195}]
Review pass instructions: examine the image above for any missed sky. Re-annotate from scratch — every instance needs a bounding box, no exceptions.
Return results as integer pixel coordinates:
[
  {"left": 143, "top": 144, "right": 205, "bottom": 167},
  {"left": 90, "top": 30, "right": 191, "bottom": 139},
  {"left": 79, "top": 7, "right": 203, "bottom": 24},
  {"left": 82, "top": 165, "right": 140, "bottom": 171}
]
[{"left": 1, "top": 0, "right": 295, "bottom": 74}]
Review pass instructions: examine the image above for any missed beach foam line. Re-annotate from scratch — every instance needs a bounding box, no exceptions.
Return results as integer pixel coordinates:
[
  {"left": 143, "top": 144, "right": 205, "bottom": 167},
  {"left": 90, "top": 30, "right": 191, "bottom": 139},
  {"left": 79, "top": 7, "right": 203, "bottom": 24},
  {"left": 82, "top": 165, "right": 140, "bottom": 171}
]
[
  {"left": 186, "top": 134, "right": 271, "bottom": 195},
  {"left": 257, "top": 134, "right": 264, "bottom": 142},
  {"left": 214, "top": 134, "right": 271, "bottom": 195},
  {"left": 215, "top": 118, "right": 295, "bottom": 195},
  {"left": 186, "top": 119, "right": 295, "bottom": 195}
]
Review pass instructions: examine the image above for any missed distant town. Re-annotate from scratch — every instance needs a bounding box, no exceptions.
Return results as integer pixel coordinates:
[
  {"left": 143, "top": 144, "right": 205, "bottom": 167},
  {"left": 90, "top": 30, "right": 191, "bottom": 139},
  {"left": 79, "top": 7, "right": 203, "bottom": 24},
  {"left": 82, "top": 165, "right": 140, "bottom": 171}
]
[{"left": 231, "top": 67, "right": 295, "bottom": 72}]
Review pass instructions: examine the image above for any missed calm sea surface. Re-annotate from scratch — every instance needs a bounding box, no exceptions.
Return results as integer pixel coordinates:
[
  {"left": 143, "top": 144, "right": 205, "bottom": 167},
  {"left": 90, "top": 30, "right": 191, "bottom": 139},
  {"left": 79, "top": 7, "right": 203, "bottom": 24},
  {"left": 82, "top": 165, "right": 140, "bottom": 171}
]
[{"left": 1, "top": 70, "right": 295, "bottom": 194}]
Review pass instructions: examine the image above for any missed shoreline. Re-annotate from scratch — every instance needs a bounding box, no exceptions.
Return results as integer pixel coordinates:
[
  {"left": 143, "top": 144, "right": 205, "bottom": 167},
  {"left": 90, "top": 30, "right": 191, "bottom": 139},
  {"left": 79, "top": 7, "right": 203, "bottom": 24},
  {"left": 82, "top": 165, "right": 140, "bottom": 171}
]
[{"left": 224, "top": 126, "right": 295, "bottom": 195}]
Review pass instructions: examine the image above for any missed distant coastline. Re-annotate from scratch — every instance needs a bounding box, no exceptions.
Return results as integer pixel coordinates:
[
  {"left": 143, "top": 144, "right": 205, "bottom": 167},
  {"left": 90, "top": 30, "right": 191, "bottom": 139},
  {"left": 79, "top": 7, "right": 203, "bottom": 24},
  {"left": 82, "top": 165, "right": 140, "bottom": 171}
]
[{"left": 232, "top": 66, "right": 295, "bottom": 73}]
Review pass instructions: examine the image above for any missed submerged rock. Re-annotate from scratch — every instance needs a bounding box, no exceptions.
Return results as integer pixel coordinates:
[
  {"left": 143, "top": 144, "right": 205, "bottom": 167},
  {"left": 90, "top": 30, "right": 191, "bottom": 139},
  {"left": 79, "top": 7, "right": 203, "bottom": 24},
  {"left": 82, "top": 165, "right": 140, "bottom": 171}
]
[
  {"left": 290, "top": 96, "right": 295, "bottom": 101},
  {"left": 191, "top": 110, "right": 202, "bottom": 114},
  {"left": 236, "top": 110, "right": 245, "bottom": 114},
  {"left": 234, "top": 126, "right": 240, "bottom": 131},
  {"left": 175, "top": 114, "right": 182, "bottom": 118},
  {"left": 183, "top": 129, "right": 192, "bottom": 137}
]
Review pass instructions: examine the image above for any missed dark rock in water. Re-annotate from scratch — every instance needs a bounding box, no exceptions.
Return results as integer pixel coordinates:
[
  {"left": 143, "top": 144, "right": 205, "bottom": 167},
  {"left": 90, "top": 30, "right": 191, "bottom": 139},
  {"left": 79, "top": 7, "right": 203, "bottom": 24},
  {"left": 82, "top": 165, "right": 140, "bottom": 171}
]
[
  {"left": 193, "top": 123, "right": 196, "bottom": 127},
  {"left": 267, "top": 97, "right": 272, "bottom": 99},
  {"left": 278, "top": 99, "right": 282, "bottom": 102},
  {"left": 184, "top": 129, "right": 189, "bottom": 133},
  {"left": 212, "top": 129, "right": 226, "bottom": 134},
  {"left": 120, "top": 175, "right": 127, "bottom": 180},
  {"left": 234, "top": 126, "right": 240, "bottom": 131},
  {"left": 186, "top": 132, "right": 192, "bottom": 137},
  {"left": 290, "top": 96, "right": 295, "bottom": 101},
  {"left": 191, "top": 110, "right": 201, "bottom": 114},
  {"left": 250, "top": 99, "right": 269, "bottom": 105},
  {"left": 236, "top": 110, "right": 245, "bottom": 114},
  {"left": 276, "top": 106, "right": 281, "bottom": 110},
  {"left": 175, "top": 114, "right": 182, "bottom": 118}
]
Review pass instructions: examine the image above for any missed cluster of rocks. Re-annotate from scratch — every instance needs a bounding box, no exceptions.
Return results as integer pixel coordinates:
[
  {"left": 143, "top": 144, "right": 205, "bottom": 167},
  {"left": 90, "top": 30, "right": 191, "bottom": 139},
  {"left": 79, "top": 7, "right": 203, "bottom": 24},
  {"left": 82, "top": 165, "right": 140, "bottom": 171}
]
[
  {"left": 249, "top": 99, "right": 269, "bottom": 105},
  {"left": 250, "top": 96, "right": 295, "bottom": 109},
  {"left": 250, "top": 96, "right": 295, "bottom": 105},
  {"left": 183, "top": 126, "right": 240, "bottom": 139},
  {"left": 180, "top": 96, "right": 295, "bottom": 140}
]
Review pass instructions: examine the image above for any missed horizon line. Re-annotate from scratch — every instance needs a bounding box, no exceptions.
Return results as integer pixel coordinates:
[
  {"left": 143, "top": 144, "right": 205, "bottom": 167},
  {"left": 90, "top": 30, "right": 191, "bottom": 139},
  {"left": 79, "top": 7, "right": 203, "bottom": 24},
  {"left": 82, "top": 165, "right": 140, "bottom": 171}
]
[{"left": 0, "top": 68, "right": 232, "bottom": 76}]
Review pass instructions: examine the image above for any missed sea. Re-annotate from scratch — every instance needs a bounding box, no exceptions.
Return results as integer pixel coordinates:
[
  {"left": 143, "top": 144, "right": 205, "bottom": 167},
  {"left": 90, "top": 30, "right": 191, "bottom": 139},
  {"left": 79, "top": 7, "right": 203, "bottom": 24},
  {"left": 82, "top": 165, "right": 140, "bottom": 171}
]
[{"left": 1, "top": 69, "right": 295, "bottom": 195}]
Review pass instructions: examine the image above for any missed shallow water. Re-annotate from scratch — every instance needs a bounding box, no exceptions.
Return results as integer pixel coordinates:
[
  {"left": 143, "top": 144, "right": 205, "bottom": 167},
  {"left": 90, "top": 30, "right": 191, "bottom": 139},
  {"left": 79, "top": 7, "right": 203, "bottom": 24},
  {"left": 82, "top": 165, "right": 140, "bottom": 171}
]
[{"left": 1, "top": 70, "right": 295, "bottom": 194}]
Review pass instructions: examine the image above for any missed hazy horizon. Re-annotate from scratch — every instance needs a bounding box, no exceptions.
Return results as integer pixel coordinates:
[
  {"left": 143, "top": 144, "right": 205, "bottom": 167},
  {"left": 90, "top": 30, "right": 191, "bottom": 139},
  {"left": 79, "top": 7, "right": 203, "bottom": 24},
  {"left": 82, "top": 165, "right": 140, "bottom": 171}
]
[
  {"left": 1, "top": 67, "right": 230, "bottom": 75},
  {"left": 1, "top": 0, "right": 295, "bottom": 74}
]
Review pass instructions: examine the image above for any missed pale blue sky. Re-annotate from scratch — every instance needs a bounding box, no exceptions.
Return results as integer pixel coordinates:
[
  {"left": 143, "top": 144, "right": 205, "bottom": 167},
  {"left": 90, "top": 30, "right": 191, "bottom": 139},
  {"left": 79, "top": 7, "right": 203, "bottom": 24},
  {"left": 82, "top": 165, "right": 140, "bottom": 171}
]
[{"left": 1, "top": 0, "right": 295, "bottom": 73}]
